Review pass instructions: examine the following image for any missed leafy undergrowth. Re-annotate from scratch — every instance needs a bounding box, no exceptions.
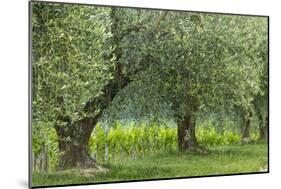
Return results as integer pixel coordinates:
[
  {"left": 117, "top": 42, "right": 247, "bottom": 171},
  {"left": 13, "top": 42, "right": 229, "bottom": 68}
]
[{"left": 32, "top": 144, "right": 268, "bottom": 187}]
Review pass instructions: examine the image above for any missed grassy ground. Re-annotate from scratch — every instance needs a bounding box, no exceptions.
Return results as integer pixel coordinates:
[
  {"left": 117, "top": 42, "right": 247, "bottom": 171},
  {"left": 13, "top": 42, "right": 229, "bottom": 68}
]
[{"left": 32, "top": 144, "right": 268, "bottom": 187}]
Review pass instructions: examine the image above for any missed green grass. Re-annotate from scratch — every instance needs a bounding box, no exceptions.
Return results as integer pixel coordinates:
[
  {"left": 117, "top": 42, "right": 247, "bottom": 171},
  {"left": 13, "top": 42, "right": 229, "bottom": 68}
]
[{"left": 32, "top": 144, "right": 268, "bottom": 187}]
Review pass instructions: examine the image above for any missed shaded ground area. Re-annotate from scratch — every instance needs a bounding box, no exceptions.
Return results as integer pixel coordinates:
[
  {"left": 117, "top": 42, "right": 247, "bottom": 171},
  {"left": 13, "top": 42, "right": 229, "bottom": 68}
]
[{"left": 32, "top": 144, "right": 268, "bottom": 187}]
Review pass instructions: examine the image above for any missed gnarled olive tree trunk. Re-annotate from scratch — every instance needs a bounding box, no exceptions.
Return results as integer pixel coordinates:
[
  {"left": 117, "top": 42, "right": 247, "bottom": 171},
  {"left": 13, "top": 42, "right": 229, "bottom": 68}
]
[
  {"left": 242, "top": 110, "right": 252, "bottom": 140},
  {"left": 255, "top": 104, "right": 268, "bottom": 141},
  {"left": 177, "top": 115, "right": 198, "bottom": 151},
  {"left": 55, "top": 117, "right": 98, "bottom": 170},
  {"left": 263, "top": 115, "right": 269, "bottom": 140},
  {"left": 259, "top": 115, "right": 268, "bottom": 141}
]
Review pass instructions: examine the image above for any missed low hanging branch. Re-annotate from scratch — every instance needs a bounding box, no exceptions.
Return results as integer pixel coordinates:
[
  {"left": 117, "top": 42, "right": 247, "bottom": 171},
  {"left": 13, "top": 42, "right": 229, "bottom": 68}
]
[{"left": 153, "top": 11, "right": 168, "bottom": 32}]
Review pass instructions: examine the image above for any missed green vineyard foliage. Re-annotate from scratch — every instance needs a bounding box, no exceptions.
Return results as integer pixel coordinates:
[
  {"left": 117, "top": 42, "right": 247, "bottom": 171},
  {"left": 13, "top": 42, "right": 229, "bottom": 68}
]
[
  {"left": 88, "top": 121, "right": 247, "bottom": 163},
  {"left": 32, "top": 121, "right": 260, "bottom": 170}
]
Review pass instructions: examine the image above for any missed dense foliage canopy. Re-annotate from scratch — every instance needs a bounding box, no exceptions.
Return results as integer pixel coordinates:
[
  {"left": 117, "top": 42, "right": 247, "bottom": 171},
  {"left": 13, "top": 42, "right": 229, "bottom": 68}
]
[{"left": 32, "top": 2, "right": 268, "bottom": 171}]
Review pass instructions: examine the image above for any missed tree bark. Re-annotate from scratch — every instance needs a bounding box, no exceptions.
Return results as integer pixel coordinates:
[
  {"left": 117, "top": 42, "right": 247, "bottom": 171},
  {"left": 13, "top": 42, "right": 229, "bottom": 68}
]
[
  {"left": 177, "top": 115, "right": 198, "bottom": 151},
  {"left": 242, "top": 111, "right": 252, "bottom": 139},
  {"left": 242, "top": 117, "right": 250, "bottom": 139},
  {"left": 257, "top": 113, "right": 268, "bottom": 141},
  {"left": 55, "top": 117, "right": 97, "bottom": 170},
  {"left": 254, "top": 100, "right": 267, "bottom": 140},
  {"left": 263, "top": 115, "right": 269, "bottom": 141},
  {"left": 257, "top": 112, "right": 266, "bottom": 140}
]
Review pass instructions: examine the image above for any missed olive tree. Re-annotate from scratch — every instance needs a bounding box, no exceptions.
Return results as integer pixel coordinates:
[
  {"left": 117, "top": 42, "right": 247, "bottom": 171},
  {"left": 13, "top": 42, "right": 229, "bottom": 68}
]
[
  {"left": 32, "top": 3, "right": 174, "bottom": 169},
  {"left": 32, "top": 3, "right": 115, "bottom": 169},
  {"left": 119, "top": 13, "right": 267, "bottom": 150}
]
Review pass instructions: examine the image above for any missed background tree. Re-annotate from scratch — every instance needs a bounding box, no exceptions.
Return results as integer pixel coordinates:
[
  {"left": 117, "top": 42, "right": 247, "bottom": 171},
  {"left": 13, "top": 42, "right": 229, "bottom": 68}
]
[
  {"left": 115, "top": 13, "right": 268, "bottom": 150},
  {"left": 97, "top": 13, "right": 267, "bottom": 151}
]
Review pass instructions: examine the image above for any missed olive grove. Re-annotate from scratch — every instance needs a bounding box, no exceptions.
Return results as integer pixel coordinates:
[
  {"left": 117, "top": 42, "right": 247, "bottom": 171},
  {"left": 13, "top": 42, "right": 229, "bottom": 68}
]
[{"left": 32, "top": 2, "right": 268, "bottom": 171}]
